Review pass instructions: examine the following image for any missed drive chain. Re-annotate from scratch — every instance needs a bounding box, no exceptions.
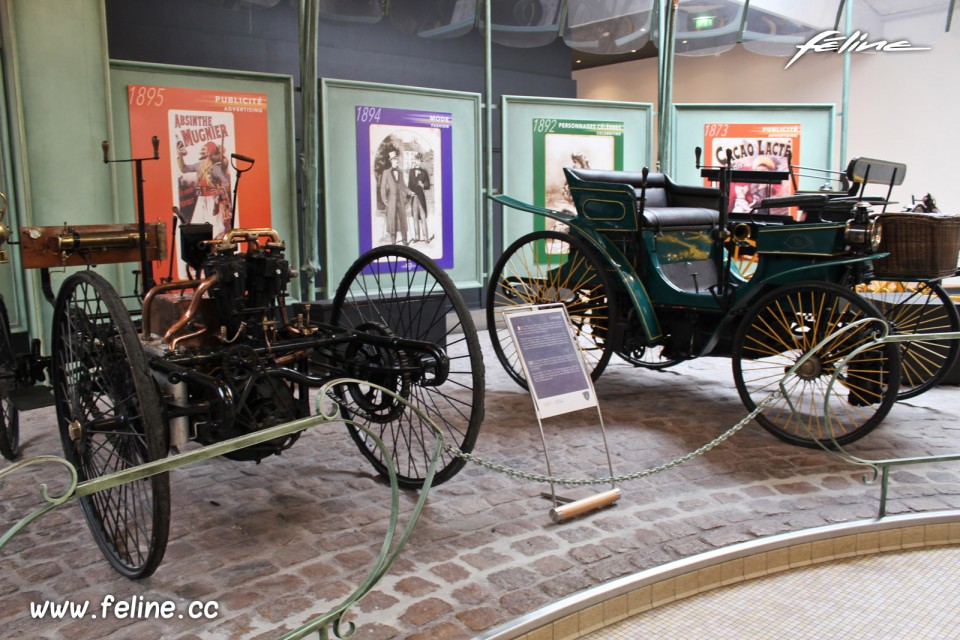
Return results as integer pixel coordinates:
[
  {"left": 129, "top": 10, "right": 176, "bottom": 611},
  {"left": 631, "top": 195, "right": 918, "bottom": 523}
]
[{"left": 443, "top": 392, "right": 780, "bottom": 487}]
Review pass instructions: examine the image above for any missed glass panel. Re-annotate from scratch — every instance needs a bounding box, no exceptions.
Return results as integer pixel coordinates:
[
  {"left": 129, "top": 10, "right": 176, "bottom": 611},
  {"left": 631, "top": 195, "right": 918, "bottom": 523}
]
[
  {"left": 317, "top": 0, "right": 385, "bottom": 24},
  {"left": 389, "top": 0, "right": 478, "bottom": 38},
  {"left": 477, "top": 0, "right": 563, "bottom": 48},
  {"left": 741, "top": 0, "right": 841, "bottom": 56},
  {"left": 842, "top": 0, "right": 952, "bottom": 44},
  {"left": 674, "top": 0, "right": 745, "bottom": 57},
  {"left": 563, "top": 0, "right": 655, "bottom": 54}
]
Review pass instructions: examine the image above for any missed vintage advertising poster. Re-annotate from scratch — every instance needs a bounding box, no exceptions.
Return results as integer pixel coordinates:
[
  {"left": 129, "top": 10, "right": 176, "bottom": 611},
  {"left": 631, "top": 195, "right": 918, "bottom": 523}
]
[
  {"left": 532, "top": 119, "right": 624, "bottom": 257},
  {"left": 703, "top": 123, "right": 801, "bottom": 219},
  {"left": 356, "top": 106, "right": 453, "bottom": 269},
  {"left": 127, "top": 85, "right": 271, "bottom": 279}
]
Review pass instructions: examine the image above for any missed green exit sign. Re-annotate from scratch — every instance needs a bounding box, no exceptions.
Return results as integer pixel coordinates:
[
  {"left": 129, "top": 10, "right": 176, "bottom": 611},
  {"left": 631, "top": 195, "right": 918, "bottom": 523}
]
[{"left": 693, "top": 15, "right": 715, "bottom": 30}]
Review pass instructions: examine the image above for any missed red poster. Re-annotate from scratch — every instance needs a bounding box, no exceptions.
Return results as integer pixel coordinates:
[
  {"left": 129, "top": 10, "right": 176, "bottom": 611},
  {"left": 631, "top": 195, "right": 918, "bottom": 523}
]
[
  {"left": 127, "top": 85, "right": 271, "bottom": 279},
  {"left": 703, "top": 123, "right": 800, "bottom": 219}
]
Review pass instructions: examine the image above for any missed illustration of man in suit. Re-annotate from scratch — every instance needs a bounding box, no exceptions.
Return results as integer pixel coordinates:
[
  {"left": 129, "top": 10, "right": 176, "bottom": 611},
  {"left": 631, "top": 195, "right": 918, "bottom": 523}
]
[
  {"left": 379, "top": 149, "right": 409, "bottom": 245},
  {"left": 407, "top": 153, "right": 432, "bottom": 243}
]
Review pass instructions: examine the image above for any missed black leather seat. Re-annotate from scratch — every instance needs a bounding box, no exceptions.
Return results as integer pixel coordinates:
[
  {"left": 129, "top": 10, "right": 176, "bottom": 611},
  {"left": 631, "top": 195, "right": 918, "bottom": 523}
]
[{"left": 565, "top": 168, "right": 721, "bottom": 230}]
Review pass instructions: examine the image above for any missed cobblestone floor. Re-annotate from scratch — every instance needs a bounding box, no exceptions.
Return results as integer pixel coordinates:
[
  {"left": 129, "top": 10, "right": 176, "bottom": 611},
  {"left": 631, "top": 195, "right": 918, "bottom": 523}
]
[{"left": 2, "top": 332, "right": 960, "bottom": 639}]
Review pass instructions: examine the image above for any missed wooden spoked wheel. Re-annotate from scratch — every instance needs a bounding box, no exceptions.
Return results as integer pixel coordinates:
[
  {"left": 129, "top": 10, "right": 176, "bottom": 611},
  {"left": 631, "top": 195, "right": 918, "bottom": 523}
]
[
  {"left": 858, "top": 280, "right": 960, "bottom": 399},
  {"left": 487, "top": 230, "right": 617, "bottom": 388},
  {"left": 732, "top": 282, "right": 900, "bottom": 448}
]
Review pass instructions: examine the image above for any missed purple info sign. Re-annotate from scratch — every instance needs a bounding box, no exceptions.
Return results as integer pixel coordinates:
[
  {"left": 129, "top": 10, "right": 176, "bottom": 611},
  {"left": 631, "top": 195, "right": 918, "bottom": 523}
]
[{"left": 505, "top": 306, "right": 596, "bottom": 419}]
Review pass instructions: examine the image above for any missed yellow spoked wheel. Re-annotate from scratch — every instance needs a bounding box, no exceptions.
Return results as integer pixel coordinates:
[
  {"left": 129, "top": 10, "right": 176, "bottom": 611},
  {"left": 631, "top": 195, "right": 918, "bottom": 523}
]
[
  {"left": 857, "top": 280, "right": 960, "bottom": 399},
  {"left": 487, "top": 230, "right": 617, "bottom": 388},
  {"left": 732, "top": 282, "right": 900, "bottom": 448}
]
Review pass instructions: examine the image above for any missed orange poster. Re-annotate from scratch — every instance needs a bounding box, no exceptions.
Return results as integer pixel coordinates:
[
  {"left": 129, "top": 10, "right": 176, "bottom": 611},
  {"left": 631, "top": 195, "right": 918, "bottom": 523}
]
[
  {"left": 703, "top": 123, "right": 800, "bottom": 219},
  {"left": 127, "top": 85, "right": 271, "bottom": 279}
]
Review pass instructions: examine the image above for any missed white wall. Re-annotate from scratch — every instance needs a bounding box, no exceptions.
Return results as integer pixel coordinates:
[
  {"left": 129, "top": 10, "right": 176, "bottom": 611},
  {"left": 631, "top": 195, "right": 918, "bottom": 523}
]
[{"left": 574, "top": 29, "right": 960, "bottom": 212}]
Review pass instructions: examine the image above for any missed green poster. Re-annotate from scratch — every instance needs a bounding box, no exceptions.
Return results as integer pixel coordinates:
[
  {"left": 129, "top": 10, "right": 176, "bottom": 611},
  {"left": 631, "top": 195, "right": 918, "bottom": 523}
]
[
  {"left": 529, "top": 118, "right": 624, "bottom": 262},
  {"left": 532, "top": 118, "right": 625, "bottom": 232}
]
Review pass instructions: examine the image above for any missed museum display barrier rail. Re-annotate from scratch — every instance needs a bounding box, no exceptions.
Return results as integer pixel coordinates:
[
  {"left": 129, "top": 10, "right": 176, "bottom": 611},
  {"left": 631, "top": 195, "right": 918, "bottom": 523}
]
[
  {"left": 0, "top": 379, "right": 443, "bottom": 640},
  {"left": 805, "top": 318, "right": 960, "bottom": 518}
]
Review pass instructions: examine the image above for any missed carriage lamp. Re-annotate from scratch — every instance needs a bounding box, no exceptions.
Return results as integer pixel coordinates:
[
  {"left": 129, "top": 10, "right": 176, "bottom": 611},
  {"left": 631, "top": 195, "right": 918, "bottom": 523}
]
[
  {"left": 844, "top": 203, "right": 882, "bottom": 252},
  {"left": 732, "top": 223, "right": 752, "bottom": 244}
]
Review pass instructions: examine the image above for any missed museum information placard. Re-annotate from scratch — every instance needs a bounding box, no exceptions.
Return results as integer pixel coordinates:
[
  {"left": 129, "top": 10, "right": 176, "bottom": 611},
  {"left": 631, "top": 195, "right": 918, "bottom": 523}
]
[{"left": 504, "top": 305, "right": 597, "bottom": 419}]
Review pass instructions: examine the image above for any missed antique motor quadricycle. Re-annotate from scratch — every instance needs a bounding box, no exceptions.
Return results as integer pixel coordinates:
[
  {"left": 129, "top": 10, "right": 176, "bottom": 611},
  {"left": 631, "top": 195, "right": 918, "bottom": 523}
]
[
  {"left": 488, "top": 150, "right": 953, "bottom": 449},
  {"left": 0, "top": 139, "right": 484, "bottom": 579}
]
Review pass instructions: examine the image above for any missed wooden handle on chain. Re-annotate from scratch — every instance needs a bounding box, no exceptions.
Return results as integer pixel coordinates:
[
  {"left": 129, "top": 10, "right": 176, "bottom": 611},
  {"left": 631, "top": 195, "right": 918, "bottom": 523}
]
[{"left": 549, "top": 489, "right": 621, "bottom": 523}]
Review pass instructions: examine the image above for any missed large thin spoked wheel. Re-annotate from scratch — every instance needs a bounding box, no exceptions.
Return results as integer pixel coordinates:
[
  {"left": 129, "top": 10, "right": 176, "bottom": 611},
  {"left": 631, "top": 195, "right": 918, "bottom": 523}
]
[
  {"left": 331, "top": 245, "right": 484, "bottom": 488},
  {"left": 52, "top": 271, "right": 169, "bottom": 578},
  {"left": 487, "top": 230, "right": 617, "bottom": 388},
  {"left": 859, "top": 280, "right": 960, "bottom": 399},
  {"left": 0, "top": 296, "right": 20, "bottom": 461},
  {"left": 732, "top": 281, "right": 900, "bottom": 448}
]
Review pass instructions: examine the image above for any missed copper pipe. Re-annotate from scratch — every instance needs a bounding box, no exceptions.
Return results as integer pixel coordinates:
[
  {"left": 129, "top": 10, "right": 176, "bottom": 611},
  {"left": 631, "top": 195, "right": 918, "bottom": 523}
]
[
  {"left": 162, "top": 274, "right": 219, "bottom": 345},
  {"left": 200, "top": 228, "right": 282, "bottom": 255},
  {"left": 226, "top": 228, "right": 280, "bottom": 244},
  {"left": 272, "top": 351, "right": 304, "bottom": 366},
  {"left": 58, "top": 231, "right": 141, "bottom": 251},
  {"left": 141, "top": 279, "right": 202, "bottom": 339},
  {"left": 170, "top": 325, "right": 210, "bottom": 351},
  {"left": 278, "top": 293, "right": 302, "bottom": 335}
]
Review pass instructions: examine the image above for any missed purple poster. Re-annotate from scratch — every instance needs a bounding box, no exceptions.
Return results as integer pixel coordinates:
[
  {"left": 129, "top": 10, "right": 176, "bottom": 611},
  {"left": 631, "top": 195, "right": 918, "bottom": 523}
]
[{"left": 356, "top": 106, "right": 454, "bottom": 269}]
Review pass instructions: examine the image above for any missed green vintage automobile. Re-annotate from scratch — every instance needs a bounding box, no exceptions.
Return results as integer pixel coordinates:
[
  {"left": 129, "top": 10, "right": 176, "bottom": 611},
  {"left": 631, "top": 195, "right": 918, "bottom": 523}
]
[{"left": 489, "top": 153, "right": 927, "bottom": 449}]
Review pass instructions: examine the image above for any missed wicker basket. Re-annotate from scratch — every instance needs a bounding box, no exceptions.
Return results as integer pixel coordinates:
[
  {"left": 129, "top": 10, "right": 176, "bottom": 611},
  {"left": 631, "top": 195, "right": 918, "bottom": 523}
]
[{"left": 873, "top": 213, "right": 960, "bottom": 279}]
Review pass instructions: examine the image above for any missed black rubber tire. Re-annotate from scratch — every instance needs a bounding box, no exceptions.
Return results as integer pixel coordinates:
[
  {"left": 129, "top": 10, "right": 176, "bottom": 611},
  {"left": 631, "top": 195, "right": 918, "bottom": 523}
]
[
  {"left": 52, "top": 271, "right": 170, "bottom": 578},
  {"left": 331, "top": 245, "right": 484, "bottom": 488},
  {"left": 864, "top": 281, "right": 960, "bottom": 400},
  {"left": 487, "top": 230, "right": 617, "bottom": 388},
  {"left": 0, "top": 296, "right": 20, "bottom": 461},
  {"left": 732, "top": 281, "right": 900, "bottom": 448},
  {"left": 617, "top": 344, "right": 683, "bottom": 370}
]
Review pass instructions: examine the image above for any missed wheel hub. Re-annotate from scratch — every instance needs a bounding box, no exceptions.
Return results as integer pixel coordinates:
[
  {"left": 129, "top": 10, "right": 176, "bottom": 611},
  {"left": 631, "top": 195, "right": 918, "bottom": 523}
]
[
  {"left": 794, "top": 356, "right": 823, "bottom": 381},
  {"left": 342, "top": 321, "right": 411, "bottom": 423},
  {"left": 68, "top": 419, "right": 83, "bottom": 442}
]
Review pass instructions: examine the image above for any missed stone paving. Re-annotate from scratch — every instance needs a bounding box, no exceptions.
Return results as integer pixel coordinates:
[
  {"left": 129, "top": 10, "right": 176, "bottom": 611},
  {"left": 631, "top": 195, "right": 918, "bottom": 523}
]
[{"left": 2, "top": 332, "right": 960, "bottom": 639}]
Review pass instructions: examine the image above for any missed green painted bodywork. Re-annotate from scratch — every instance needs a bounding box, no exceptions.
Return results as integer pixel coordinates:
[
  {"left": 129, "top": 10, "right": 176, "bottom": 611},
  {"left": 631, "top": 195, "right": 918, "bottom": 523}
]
[
  {"left": 654, "top": 230, "right": 713, "bottom": 263},
  {"left": 756, "top": 223, "right": 849, "bottom": 256},
  {"left": 492, "top": 194, "right": 663, "bottom": 340},
  {"left": 492, "top": 186, "right": 880, "bottom": 353}
]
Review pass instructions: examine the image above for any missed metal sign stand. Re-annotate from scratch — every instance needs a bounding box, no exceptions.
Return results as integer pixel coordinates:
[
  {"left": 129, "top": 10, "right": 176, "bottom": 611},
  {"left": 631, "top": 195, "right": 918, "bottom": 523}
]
[{"left": 501, "top": 303, "right": 620, "bottom": 523}]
